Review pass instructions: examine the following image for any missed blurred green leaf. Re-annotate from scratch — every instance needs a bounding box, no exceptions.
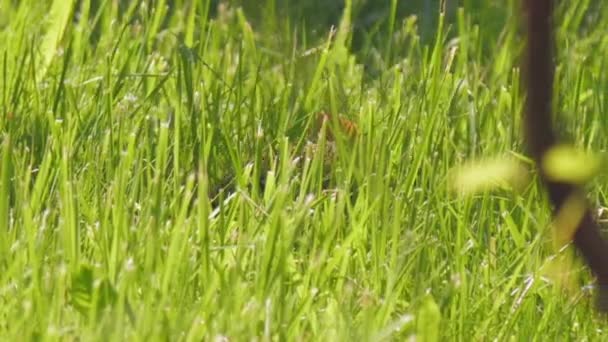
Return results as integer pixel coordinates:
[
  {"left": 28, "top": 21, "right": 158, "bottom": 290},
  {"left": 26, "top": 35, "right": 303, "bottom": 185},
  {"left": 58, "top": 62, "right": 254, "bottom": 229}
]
[
  {"left": 417, "top": 294, "right": 441, "bottom": 342},
  {"left": 552, "top": 192, "right": 587, "bottom": 247},
  {"left": 450, "top": 156, "right": 531, "bottom": 195},
  {"left": 70, "top": 265, "right": 117, "bottom": 320},
  {"left": 541, "top": 145, "right": 602, "bottom": 184}
]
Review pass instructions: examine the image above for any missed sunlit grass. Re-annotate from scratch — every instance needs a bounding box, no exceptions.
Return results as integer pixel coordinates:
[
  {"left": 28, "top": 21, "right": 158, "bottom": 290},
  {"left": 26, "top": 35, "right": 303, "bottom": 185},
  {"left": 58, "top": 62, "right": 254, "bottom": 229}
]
[{"left": 1, "top": 0, "right": 608, "bottom": 340}]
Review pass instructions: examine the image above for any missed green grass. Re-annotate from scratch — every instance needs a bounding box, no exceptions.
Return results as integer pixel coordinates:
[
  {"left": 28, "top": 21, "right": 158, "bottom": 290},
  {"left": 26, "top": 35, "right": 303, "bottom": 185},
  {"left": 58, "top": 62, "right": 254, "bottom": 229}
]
[{"left": 1, "top": 0, "right": 608, "bottom": 340}]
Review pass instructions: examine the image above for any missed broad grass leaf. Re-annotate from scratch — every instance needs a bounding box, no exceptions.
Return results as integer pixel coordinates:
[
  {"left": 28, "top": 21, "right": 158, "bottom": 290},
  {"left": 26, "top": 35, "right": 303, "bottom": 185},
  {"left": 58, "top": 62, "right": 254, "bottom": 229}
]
[
  {"left": 38, "top": 0, "right": 76, "bottom": 80},
  {"left": 541, "top": 145, "right": 602, "bottom": 184},
  {"left": 450, "top": 157, "right": 530, "bottom": 195}
]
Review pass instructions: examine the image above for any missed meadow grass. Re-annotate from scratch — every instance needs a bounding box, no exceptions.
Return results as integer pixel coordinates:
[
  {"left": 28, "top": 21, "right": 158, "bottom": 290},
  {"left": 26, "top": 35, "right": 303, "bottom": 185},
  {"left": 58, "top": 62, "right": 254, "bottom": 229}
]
[{"left": 1, "top": 0, "right": 608, "bottom": 340}]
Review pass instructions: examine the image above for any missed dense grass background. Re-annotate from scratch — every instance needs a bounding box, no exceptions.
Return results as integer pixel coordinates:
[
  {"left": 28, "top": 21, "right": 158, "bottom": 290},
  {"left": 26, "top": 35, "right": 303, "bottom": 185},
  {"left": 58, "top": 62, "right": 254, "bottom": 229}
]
[{"left": 1, "top": 0, "right": 608, "bottom": 339}]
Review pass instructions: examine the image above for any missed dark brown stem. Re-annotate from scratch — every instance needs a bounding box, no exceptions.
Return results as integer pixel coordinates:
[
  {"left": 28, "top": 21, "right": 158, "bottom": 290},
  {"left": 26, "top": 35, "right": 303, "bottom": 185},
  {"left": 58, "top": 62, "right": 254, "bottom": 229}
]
[{"left": 523, "top": 0, "right": 608, "bottom": 312}]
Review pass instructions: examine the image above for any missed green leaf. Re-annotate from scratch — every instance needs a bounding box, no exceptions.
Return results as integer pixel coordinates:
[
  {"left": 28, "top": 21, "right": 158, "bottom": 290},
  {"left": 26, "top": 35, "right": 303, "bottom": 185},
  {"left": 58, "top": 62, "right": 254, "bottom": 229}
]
[
  {"left": 70, "top": 265, "right": 117, "bottom": 319},
  {"left": 450, "top": 156, "right": 530, "bottom": 195},
  {"left": 37, "top": 0, "right": 76, "bottom": 80},
  {"left": 70, "top": 266, "right": 94, "bottom": 316},
  {"left": 541, "top": 145, "right": 602, "bottom": 184},
  {"left": 417, "top": 294, "right": 441, "bottom": 342},
  {"left": 552, "top": 192, "right": 587, "bottom": 247}
]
